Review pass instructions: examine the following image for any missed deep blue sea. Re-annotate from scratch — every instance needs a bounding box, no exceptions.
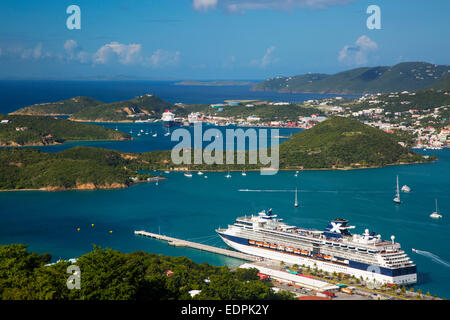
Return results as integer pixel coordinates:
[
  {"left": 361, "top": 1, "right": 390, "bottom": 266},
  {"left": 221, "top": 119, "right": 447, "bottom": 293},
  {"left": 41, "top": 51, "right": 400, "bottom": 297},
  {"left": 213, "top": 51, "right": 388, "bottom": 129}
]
[
  {"left": 0, "top": 80, "right": 357, "bottom": 114},
  {"left": 0, "top": 81, "right": 449, "bottom": 298}
]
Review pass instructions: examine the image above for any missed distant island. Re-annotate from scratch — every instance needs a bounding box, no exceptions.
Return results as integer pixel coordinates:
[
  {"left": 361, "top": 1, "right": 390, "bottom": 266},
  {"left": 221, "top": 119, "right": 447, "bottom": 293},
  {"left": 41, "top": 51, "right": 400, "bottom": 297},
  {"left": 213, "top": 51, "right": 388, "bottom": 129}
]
[
  {"left": 252, "top": 62, "right": 450, "bottom": 94},
  {"left": 12, "top": 94, "right": 187, "bottom": 123},
  {"left": 175, "top": 80, "right": 255, "bottom": 86},
  {"left": 0, "top": 114, "right": 130, "bottom": 147},
  {"left": 10, "top": 96, "right": 101, "bottom": 116}
]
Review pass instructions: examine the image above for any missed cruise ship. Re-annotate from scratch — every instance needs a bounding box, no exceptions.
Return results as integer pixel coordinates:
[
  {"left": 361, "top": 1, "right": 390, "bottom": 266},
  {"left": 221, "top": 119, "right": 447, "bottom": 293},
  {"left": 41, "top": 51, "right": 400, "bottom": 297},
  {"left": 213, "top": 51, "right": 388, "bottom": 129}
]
[
  {"left": 217, "top": 209, "right": 417, "bottom": 285},
  {"left": 188, "top": 112, "right": 202, "bottom": 125},
  {"left": 161, "top": 110, "right": 175, "bottom": 127}
]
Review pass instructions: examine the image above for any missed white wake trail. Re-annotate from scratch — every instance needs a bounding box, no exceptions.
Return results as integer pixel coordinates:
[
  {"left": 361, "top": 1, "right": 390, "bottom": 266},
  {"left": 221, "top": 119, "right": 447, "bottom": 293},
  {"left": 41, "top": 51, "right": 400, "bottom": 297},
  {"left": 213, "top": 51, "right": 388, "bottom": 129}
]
[{"left": 414, "top": 249, "right": 450, "bottom": 268}]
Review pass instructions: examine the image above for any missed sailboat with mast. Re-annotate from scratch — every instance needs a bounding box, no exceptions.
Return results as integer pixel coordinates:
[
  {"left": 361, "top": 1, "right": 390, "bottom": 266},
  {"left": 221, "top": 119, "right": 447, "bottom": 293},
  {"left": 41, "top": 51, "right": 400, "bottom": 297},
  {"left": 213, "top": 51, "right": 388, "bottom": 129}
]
[
  {"left": 430, "top": 199, "right": 443, "bottom": 219},
  {"left": 393, "top": 175, "right": 401, "bottom": 204}
]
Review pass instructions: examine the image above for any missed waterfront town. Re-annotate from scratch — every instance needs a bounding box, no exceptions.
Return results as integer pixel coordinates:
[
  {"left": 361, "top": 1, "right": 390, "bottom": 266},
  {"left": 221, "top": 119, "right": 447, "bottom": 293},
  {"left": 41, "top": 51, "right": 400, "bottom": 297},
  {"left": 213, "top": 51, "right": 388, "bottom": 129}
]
[{"left": 149, "top": 90, "right": 450, "bottom": 150}]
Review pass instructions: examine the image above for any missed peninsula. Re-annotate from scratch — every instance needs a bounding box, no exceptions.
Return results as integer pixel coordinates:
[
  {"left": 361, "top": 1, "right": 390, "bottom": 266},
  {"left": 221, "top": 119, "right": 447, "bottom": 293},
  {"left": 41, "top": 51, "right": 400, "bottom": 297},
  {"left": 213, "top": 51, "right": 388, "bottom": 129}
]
[{"left": 0, "top": 114, "right": 130, "bottom": 147}]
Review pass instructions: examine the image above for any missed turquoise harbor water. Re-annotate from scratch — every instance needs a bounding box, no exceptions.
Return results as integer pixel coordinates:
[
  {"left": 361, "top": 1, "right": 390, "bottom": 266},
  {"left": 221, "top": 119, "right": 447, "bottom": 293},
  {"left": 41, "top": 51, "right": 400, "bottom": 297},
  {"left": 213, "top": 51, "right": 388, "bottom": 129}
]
[
  {"left": 0, "top": 82, "right": 449, "bottom": 298},
  {"left": 0, "top": 131, "right": 449, "bottom": 297}
]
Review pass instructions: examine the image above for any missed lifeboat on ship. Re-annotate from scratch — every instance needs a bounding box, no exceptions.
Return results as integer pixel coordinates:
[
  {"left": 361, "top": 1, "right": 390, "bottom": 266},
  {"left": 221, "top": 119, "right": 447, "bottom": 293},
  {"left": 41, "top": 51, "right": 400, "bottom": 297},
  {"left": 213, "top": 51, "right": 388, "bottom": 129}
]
[
  {"left": 249, "top": 240, "right": 256, "bottom": 245},
  {"left": 270, "top": 244, "right": 277, "bottom": 249},
  {"left": 300, "top": 250, "right": 308, "bottom": 255},
  {"left": 263, "top": 243, "right": 270, "bottom": 248},
  {"left": 278, "top": 245, "right": 285, "bottom": 251},
  {"left": 286, "top": 247, "right": 294, "bottom": 253},
  {"left": 294, "top": 249, "right": 300, "bottom": 254},
  {"left": 256, "top": 242, "right": 263, "bottom": 246}
]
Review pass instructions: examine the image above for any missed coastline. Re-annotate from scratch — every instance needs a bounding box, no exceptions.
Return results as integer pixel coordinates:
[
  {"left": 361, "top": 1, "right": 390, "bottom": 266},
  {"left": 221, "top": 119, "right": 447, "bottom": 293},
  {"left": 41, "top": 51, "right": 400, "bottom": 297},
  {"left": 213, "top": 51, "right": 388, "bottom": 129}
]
[
  {"left": 0, "top": 137, "right": 132, "bottom": 148},
  {"left": 0, "top": 177, "right": 165, "bottom": 192},
  {"left": 154, "top": 159, "right": 434, "bottom": 173}
]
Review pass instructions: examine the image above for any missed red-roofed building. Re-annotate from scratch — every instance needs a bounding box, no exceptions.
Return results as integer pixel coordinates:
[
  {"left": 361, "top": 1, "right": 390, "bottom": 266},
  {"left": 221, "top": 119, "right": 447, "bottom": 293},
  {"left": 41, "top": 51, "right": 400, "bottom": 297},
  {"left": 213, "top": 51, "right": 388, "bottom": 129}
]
[{"left": 166, "top": 270, "right": 174, "bottom": 277}]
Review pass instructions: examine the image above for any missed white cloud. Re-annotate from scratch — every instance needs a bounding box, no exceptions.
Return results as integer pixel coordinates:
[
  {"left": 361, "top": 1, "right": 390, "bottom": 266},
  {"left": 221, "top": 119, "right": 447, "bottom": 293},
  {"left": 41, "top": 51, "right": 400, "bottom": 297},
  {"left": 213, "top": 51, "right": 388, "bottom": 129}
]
[
  {"left": 193, "top": 0, "right": 354, "bottom": 13},
  {"left": 18, "top": 43, "right": 51, "bottom": 60},
  {"left": 338, "top": 35, "right": 378, "bottom": 66},
  {"left": 94, "top": 42, "right": 143, "bottom": 65},
  {"left": 64, "top": 40, "right": 78, "bottom": 53},
  {"left": 250, "top": 46, "right": 277, "bottom": 68},
  {"left": 147, "top": 49, "right": 180, "bottom": 67},
  {"left": 193, "top": 0, "right": 218, "bottom": 11},
  {"left": 64, "top": 39, "right": 91, "bottom": 63}
]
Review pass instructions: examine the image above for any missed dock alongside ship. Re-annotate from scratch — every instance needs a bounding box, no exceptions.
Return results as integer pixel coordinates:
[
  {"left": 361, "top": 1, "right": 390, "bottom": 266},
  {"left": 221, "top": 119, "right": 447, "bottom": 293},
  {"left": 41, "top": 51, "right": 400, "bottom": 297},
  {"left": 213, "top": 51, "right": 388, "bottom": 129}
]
[{"left": 134, "top": 230, "right": 259, "bottom": 261}]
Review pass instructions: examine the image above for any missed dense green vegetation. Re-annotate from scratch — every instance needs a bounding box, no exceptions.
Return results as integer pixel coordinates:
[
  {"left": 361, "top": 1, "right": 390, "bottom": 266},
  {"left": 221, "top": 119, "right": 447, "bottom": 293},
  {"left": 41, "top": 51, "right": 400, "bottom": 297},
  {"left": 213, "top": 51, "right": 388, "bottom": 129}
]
[
  {"left": 70, "top": 94, "right": 185, "bottom": 122},
  {"left": 11, "top": 96, "right": 102, "bottom": 116},
  {"left": 253, "top": 62, "right": 450, "bottom": 94},
  {"left": 0, "top": 114, "right": 130, "bottom": 146},
  {"left": 0, "top": 147, "right": 142, "bottom": 190},
  {"left": 0, "top": 244, "right": 293, "bottom": 300},
  {"left": 278, "top": 117, "right": 428, "bottom": 168},
  {"left": 135, "top": 117, "right": 430, "bottom": 170}
]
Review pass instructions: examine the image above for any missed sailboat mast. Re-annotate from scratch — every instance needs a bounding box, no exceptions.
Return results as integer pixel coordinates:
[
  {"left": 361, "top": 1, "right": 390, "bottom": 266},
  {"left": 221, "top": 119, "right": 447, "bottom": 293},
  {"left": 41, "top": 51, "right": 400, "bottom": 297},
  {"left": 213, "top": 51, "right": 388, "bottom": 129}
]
[{"left": 396, "top": 176, "right": 400, "bottom": 200}]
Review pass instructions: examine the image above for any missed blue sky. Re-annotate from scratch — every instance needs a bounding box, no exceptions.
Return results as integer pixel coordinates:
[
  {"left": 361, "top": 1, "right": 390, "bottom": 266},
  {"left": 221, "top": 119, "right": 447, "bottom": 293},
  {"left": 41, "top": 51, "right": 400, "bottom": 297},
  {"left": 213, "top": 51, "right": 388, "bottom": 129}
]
[{"left": 0, "top": 0, "right": 448, "bottom": 80}]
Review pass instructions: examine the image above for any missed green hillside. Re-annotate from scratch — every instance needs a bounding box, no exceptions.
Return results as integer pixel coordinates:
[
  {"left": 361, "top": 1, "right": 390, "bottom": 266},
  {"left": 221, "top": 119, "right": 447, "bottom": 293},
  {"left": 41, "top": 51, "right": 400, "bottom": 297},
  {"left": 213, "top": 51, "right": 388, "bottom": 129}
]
[
  {"left": 279, "top": 117, "right": 427, "bottom": 169},
  {"left": 135, "top": 117, "right": 430, "bottom": 171},
  {"left": 70, "top": 94, "right": 183, "bottom": 122},
  {"left": 253, "top": 62, "right": 450, "bottom": 94},
  {"left": 10, "top": 96, "right": 102, "bottom": 116},
  {"left": 0, "top": 146, "right": 152, "bottom": 190},
  {"left": 0, "top": 114, "right": 130, "bottom": 146}
]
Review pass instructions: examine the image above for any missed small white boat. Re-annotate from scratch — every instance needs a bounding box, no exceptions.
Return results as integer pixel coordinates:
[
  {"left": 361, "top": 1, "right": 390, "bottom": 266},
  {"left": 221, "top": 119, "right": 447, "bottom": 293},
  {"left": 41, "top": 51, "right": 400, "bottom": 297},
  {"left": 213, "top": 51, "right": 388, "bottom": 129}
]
[
  {"left": 184, "top": 172, "right": 193, "bottom": 178},
  {"left": 164, "top": 171, "right": 170, "bottom": 174},
  {"left": 242, "top": 171, "right": 247, "bottom": 176},
  {"left": 204, "top": 176, "right": 208, "bottom": 179},
  {"left": 115, "top": 126, "right": 118, "bottom": 131},
  {"left": 393, "top": 175, "right": 401, "bottom": 204},
  {"left": 197, "top": 171, "right": 204, "bottom": 175},
  {"left": 164, "top": 132, "right": 170, "bottom": 136},
  {"left": 137, "top": 133, "right": 141, "bottom": 136},
  {"left": 401, "top": 185, "right": 411, "bottom": 193},
  {"left": 430, "top": 199, "right": 443, "bottom": 219},
  {"left": 225, "top": 171, "right": 231, "bottom": 178},
  {"left": 152, "top": 133, "right": 157, "bottom": 137},
  {"left": 294, "top": 187, "right": 299, "bottom": 207}
]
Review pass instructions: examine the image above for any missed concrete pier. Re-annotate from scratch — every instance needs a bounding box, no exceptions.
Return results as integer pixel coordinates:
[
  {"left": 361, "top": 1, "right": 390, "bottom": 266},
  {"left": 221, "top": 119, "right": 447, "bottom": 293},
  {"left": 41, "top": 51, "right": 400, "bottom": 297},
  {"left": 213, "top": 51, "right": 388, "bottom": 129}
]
[{"left": 134, "top": 230, "right": 258, "bottom": 261}]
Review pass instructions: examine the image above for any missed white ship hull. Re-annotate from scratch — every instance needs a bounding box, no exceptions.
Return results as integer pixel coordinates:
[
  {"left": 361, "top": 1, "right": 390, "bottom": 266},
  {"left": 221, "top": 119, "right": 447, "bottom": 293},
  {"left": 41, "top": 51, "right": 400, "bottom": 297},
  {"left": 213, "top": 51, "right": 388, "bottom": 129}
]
[{"left": 219, "top": 234, "right": 417, "bottom": 285}]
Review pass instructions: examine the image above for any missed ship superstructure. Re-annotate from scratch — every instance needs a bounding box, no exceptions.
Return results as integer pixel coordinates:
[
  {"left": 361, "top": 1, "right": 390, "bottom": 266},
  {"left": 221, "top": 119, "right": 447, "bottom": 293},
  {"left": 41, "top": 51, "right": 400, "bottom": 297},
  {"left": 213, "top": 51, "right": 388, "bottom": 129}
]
[
  {"left": 161, "top": 110, "right": 175, "bottom": 127},
  {"left": 217, "top": 209, "right": 417, "bottom": 285}
]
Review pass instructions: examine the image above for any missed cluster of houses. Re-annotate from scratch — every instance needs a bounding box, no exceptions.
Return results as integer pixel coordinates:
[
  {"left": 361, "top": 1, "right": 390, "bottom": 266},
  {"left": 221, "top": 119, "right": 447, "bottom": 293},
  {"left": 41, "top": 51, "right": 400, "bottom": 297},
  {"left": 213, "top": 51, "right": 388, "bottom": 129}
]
[{"left": 313, "top": 91, "right": 450, "bottom": 149}]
